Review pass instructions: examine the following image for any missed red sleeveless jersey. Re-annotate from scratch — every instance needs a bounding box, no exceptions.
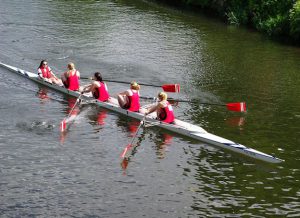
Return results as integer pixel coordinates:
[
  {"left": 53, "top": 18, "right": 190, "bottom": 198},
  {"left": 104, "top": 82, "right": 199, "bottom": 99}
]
[
  {"left": 67, "top": 70, "right": 79, "bottom": 91},
  {"left": 159, "top": 102, "right": 175, "bottom": 123},
  {"left": 93, "top": 82, "right": 110, "bottom": 102},
  {"left": 127, "top": 90, "right": 140, "bottom": 112}
]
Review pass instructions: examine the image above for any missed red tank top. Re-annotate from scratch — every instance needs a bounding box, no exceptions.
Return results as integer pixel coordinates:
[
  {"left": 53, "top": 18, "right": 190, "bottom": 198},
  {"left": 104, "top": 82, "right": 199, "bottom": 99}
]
[
  {"left": 93, "top": 82, "right": 110, "bottom": 102},
  {"left": 128, "top": 90, "right": 140, "bottom": 112},
  {"left": 159, "top": 102, "right": 175, "bottom": 123},
  {"left": 67, "top": 70, "right": 79, "bottom": 91},
  {"left": 39, "top": 67, "right": 51, "bottom": 79}
]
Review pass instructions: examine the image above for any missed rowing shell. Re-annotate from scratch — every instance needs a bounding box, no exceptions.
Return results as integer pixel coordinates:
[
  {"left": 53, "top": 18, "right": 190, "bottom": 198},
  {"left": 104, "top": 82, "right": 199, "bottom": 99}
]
[{"left": 0, "top": 62, "right": 284, "bottom": 163}]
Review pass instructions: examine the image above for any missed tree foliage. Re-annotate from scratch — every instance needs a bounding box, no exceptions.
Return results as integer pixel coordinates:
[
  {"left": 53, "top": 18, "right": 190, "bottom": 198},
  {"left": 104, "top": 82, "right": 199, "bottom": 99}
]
[
  {"left": 290, "top": 0, "right": 300, "bottom": 40},
  {"left": 156, "top": 0, "right": 300, "bottom": 43}
]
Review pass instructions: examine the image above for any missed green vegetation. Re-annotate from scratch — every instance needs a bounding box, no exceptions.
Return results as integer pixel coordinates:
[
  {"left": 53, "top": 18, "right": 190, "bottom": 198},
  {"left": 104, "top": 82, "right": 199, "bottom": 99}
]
[
  {"left": 290, "top": 1, "right": 300, "bottom": 41},
  {"left": 154, "top": 0, "right": 300, "bottom": 44}
]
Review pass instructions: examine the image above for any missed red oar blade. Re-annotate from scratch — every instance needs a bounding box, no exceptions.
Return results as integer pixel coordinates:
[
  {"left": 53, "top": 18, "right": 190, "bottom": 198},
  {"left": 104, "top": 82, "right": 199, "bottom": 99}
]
[
  {"left": 120, "top": 144, "right": 133, "bottom": 158},
  {"left": 60, "top": 119, "right": 67, "bottom": 132},
  {"left": 162, "top": 84, "right": 180, "bottom": 93},
  {"left": 226, "top": 102, "right": 247, "bottom": 112}
]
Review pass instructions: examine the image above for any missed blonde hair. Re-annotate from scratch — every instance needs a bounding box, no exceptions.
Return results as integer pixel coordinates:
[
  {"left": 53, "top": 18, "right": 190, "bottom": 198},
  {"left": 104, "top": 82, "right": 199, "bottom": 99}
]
[
  {"left": 68, "top": 62, "right": 75, "bottom": 70},
  {"left": 130, "top": 81, "right": 140, "bottom": 90},
  {"left": 158, "top": 92, "right": 167, "bottom": 101}
]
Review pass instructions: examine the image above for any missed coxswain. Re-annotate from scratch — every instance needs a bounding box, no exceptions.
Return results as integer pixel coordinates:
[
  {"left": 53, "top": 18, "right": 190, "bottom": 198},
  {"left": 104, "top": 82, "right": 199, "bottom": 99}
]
[
  {"left": 61, "top": 62, "right": 80, "bottom": 91},
  {"left": 80, "top": 72, "right": 110, "bottom": 102},
  {"left": 117, "top": 81, "right": 140, "bottom": 112},
  {"left": 37, "top": 60, "right": 63, "bottom": 86},
  {"left": 144, "top": 92, "right": 175, "bottom": 124}
]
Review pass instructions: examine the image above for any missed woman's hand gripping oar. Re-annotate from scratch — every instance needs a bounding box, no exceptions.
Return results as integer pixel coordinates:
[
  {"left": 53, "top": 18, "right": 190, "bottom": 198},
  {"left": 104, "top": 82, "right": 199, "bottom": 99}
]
[{"left": 60, "top": 94, "right": 83, "bottom": 132}]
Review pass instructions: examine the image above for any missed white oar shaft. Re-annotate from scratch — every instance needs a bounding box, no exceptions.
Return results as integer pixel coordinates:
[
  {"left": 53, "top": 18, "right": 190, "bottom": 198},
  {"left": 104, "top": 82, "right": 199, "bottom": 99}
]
[
  {"left": 66, "top": 94, "right": 82, "bottom": 119},
  {"left": 60, "top": 94, "right": 82, "bottom": 132},
  {"left": 129, "top": 116, "right": 145, "bottom": 145},
  {"left": 121, "top": 115, "right": 146, "bottom": 159}
]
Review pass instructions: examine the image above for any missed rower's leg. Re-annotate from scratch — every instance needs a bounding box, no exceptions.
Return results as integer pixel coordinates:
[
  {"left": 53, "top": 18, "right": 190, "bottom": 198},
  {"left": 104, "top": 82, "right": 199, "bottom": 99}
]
[
  {"left": 108, "top": 97, "right": 118, "bottom": 105},
  {"left": 139, "top": 107, "right": 147, "bottom": 114},
  {"left": 117, "top": 95, "right": 129, "bottom": 109},
  {"left": 52, "top": 77, "right": 64, "bottom": 86}
]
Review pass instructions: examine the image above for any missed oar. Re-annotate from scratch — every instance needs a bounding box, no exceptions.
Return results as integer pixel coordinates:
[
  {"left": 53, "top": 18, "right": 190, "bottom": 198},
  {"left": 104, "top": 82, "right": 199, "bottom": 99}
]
[
  {"left": 60, "top": 94, "right": 82, "bottom": 132},
  {"left": 140, "top": 96, "right": 247, "bottom": 112},
  {"left": 81, "top": 77, "right": 180, "bottom": 93},
  {"left": 120, "top": 115, "right": 146, "bottom": 159}
]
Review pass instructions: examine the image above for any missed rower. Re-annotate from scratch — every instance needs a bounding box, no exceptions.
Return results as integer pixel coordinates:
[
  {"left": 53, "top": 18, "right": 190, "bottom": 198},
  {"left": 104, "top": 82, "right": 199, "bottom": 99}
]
[
  {"left": 144, "top": 92, "right": 175, "bottom": 124},
  {"left": 37, "top": 60, "right": 63, "bottom": 86},
  {"left": 117, "top": 81, "right": 140, "bottom": 112},
  {"left": 61, "top": 62, "right": 80, "bottom": 91},
  {"left": 80, "top": 72, "right": 110, "bottom": 102}
]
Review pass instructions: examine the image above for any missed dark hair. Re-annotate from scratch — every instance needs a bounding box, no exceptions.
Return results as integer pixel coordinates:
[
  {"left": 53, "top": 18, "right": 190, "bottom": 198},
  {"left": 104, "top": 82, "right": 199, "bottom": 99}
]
[
  {"left": 94, "top": 72, "right": 103, "bottom": 82},
  {"left": 38, "top": 60, "right": 47, "bottom": 69}
]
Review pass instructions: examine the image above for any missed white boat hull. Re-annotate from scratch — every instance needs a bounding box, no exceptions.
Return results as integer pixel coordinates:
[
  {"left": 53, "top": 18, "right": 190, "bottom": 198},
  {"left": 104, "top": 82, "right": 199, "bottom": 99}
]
[{"left": 0, "top": 62, "right": 283, "bottom": 163}]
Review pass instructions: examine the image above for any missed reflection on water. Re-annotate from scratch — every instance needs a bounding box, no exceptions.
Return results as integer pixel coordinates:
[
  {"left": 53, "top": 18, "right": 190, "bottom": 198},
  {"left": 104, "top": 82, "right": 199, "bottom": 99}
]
[
  {"left": 59, "top": 130, "right": 68, "bottom": 144},
  {"left": 225, "top": 116, "right": 246, "bottom": 128},
  {"left": 95, "top": 109, "right": 108, "bottom": 126},
  {"left": 65, "top": 96, "right": 80, "bottom": 116},
  {"left": 151, "top": 132, "right": 173, "bottom": 159},
  {"left": 116, "top": 117, "right": 145, "bottom": 158},
  {"left": 117, "top": 117, "right": 176, "bottom": 173},
  {"left": 37, "top": 87, "right": 50, "bottom": 103}
]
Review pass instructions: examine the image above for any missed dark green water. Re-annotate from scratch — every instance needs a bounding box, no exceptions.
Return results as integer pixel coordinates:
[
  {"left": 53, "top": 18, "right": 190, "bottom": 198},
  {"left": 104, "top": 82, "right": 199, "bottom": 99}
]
[{"left": 0, "top": 0, "right": 299, "bottom": 217}]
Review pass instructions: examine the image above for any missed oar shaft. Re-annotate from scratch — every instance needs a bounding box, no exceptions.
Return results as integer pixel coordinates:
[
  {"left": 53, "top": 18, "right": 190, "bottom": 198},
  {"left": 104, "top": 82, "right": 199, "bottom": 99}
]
[
  {"left": 66, "top": 94, "right": 82, "bottom": 119},
  {"left": 60, "top": 94, "right": 83, "bottom": 132},
  {"left": 140, "top": 96, "right": 246, "bottom": 112},
  {"left": 107, "top": 79, "right": 161, "bottom": 88},
  {"left": 81, "top": 77, "right": 161, "bottom": 88},
  {"left": 167, "top": 97, "right": 227, "bottom": 106},
  {"left": 121, "top": 116, "right": 146, "bottom": 159},
  {"left": 81, "top": 77, "right": 180, "bottom": 92},
  {"left": 140, "top": 96, "right": 225, "bottom": 106},
  {"left": 129, "top": 116, "right": 146, "bottom": 144}
]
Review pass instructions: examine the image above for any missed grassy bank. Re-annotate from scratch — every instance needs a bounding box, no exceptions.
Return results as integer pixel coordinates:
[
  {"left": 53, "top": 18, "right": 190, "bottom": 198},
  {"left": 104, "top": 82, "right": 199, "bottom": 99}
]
[{"left": 150, "top": 0, "right": 300, "bottom": 44}]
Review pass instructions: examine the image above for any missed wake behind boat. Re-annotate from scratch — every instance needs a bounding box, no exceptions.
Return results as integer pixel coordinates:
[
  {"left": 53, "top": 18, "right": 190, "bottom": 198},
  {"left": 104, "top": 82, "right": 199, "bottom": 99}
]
[{"left": 0, "top": 62, "right": 284, "bottom": 163}]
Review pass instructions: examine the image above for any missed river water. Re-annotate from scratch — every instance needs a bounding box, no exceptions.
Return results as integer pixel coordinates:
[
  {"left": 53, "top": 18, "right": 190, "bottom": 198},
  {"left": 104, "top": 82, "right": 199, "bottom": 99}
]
[{"left": 0, "top": 0, "right": 299, "bottom": 217}]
